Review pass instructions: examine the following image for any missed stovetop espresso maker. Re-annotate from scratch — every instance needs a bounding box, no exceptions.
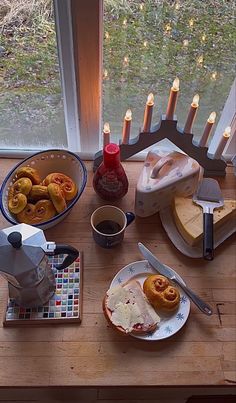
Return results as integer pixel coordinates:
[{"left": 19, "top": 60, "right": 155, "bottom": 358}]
[{"left": 0, "top": 223, "right": 79, "bottom": 307}]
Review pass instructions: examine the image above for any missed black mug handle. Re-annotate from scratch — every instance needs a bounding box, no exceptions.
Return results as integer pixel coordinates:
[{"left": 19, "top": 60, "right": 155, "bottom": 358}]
[
  {"left": 125, "top": 212, "right": 135, "bottom": 227},
  {"left": 53, "top": 244, "right": 79, "bottom": 270}
]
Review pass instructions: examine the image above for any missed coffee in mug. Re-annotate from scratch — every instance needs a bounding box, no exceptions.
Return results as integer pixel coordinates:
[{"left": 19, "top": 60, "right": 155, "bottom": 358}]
[{"left": 91, "top": 205, "right": 135, "bottom": 248}]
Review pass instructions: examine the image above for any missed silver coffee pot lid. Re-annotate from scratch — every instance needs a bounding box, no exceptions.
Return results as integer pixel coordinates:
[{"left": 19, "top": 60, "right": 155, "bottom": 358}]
[
  {"left": 0, "top": 223, "right": 80, "bottom": 287},
  {"left": 1, "top": 223, "right": 47, "bottom": 247},
  {"left": 0, "top": 224, "right": 46, "bottom": 287}
]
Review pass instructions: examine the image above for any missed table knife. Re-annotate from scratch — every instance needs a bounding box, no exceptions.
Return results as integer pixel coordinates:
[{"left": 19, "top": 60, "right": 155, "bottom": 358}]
[{"left": 138, "top": 242, "right": 213, "bottom": 316}]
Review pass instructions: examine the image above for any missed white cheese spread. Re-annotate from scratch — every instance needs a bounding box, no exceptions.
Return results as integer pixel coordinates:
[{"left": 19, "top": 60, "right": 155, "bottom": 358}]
[{"left": 106, "top": 281, "right": 160, "bottom": 333}]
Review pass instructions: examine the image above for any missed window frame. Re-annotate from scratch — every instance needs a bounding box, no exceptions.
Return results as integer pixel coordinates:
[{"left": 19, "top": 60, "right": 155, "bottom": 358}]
[
  {"left": 208, "top": 78, "right": 236, "bottom": 161},
  {"left": 70, "top": 0, "right": 102, "bottom": 154},
  {"left": 0, "top": 0, "right": 235, "bottom": 161},
  {"left": 54, "top": 0, "right": 81, "bottom": 152}
]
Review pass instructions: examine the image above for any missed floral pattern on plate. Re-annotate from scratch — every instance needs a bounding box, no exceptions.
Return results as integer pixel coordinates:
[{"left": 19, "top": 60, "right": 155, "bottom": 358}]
[{"left": 110, "top": 260, "right": 190, "bottom": 341}]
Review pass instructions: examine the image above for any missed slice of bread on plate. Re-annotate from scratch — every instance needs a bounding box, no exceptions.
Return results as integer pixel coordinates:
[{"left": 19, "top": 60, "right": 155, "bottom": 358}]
[
  {"left": 103, "top": 279, "right": 160, "bottom": 335},
  {"left": 173, "top": 197, "right": 236, "bottom": 246}
]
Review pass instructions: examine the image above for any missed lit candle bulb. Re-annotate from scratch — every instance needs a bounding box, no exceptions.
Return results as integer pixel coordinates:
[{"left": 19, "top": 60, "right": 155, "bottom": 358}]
[
  {"left": 199, "top": 112, "right": 216, "bottom": 147},
  {"left": 103, "top": 69, "right": 108, "bottom": 79},
  {"left": 211, "top": 71, "right": 217, "bottom": 80},
  {"left": 214, "top": 126, "right": 231, "bottom": 159},
  {"left": 184, "top": 94, "right": 199, "bottom": 133},
  {"left": 189, "top": 18, "right": 194, "bottom": 27},
  {"left": 197, "top": 55, "right": 204, "bottom": 65},
  {"left": 175, "top": 1, "right": 180, "bottom": 10},
  {"left": 165, "top": 23, "right": 172, "bottom": 33},
  {"left": 103, "top": 122, "right": 110, "bottom": 148},
  {"left": 122, "top": 109, "right": 132, "bottom": 144},
  {"left": 142, "top": 93, "right": 154, "bottom": 132},
  {"left": 123, "top": 56, "right": 129, "bottom": 66},
  {"left": 166, "top": 77, "right": 179, "bottom": 120}
]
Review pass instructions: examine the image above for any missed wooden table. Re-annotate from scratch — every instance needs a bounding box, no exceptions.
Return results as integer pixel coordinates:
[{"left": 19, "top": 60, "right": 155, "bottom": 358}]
[{"left": 0, "top": 160, "right": 235, "bottom": 403}]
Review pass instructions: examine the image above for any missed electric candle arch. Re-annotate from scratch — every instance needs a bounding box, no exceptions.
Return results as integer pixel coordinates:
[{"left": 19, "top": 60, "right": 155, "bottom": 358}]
[{"left": 94, "top": 78, "right": 231, "bottom": 176}]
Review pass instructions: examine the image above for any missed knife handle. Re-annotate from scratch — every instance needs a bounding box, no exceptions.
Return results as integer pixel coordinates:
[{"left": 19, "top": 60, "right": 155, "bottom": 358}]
[
  {"left": 172, "top": 278, "right": 213, "bottom": 316},
  {"left": 203, "top": 212, "right": 214, "bottom": 261}
]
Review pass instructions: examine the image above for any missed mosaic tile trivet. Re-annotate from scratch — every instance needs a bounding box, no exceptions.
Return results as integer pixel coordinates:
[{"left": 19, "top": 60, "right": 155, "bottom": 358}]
[{"left": 3, "top": 253, "right": 82, "bottom": 326}]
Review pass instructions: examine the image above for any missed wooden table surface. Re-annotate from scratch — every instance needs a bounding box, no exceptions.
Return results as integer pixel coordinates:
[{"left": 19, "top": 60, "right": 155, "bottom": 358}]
[{"left": 0, "top": 159, "right": 235, "bottom": 396}]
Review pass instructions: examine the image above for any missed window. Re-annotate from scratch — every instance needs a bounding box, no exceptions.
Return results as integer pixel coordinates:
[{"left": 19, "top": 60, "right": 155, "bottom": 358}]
[
  {"left": 0, "top": 0, "right": 68, "bottom": 153},
  {"left": 103, "top": 0, "right": 236, "bottom": 156},
  {"left": 0, "top": 0, "right": 235, "bottom": 159}
]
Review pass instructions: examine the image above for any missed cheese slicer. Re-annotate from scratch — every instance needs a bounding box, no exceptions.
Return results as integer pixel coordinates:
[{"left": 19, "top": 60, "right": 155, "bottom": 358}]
[{"left": 193, "top": 178, "right": 224, "bottom": 261}]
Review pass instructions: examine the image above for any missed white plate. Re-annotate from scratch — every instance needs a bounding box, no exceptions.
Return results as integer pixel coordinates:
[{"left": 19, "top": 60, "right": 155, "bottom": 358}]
[
  {"left": 110, "top": 260, "right": 190, "bottom": 341},
  {"left": 159, "top": 206, "right": 236, "bottom": 258}
]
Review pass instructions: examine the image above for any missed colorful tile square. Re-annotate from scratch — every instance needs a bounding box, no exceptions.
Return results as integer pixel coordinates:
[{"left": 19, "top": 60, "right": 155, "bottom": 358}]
[{"left": 4, "top": 253, "right": 82, "bottom": 326}]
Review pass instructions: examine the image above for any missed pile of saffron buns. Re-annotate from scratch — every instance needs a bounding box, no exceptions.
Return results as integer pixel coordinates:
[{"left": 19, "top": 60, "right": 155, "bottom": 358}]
[{"left": 7, "top": 166, "right": 77, "bottom": 225}]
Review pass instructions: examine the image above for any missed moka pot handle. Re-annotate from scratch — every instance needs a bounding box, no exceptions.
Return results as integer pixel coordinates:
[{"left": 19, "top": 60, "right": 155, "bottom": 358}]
[{"left": 52, "top": 245, "right": 79, "bottom": 270}]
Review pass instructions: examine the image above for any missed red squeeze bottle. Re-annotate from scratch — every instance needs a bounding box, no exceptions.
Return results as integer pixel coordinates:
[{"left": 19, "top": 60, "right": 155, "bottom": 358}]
[{"left": 93, "top": 143, "right": 129, "bottom": 201}]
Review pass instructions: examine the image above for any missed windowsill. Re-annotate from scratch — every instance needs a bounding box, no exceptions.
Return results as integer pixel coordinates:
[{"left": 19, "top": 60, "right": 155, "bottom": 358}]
[{"left": 0, "top": 147, "right": 234, "bottom": 163}]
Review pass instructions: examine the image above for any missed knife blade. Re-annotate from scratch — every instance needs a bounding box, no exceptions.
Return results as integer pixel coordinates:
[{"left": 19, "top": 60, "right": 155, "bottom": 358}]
[{"left": 138, "top": 242, "right": 213, "bottom": 316}]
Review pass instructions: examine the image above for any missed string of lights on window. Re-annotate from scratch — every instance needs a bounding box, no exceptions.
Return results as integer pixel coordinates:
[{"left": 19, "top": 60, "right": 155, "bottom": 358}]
[{"left": 103, "top": 1, "right": 220, "bottom": 83}]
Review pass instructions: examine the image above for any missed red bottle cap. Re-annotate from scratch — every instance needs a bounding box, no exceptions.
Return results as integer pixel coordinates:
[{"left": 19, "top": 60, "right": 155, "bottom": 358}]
[{"left": 103, "top": 143, "right": 120, "bottom": 166}]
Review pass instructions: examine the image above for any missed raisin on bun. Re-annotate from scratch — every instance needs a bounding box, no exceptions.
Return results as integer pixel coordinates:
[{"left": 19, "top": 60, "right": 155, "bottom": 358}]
[{"left": 103, "top": 280, "right": 160, "bottom": 335}]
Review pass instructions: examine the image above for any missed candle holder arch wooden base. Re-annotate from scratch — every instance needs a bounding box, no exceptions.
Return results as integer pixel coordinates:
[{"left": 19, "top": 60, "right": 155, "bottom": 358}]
[{"left": 93, "top": 116, "right": 227, "bottom": 176}]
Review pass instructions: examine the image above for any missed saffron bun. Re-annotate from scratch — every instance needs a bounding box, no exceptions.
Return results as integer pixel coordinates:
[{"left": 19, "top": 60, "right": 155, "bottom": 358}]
[
  {"left": 43, "top": 172, "right": 72, "bottom": 186},
  {"left": 47, "top": 183, "right": 67, "bottom": 213},
  {"left": 42, "top": 172, "right": 65, "bottom": 185},
  {"left": 16, "top": 203, "right": 35, "bottom": 224},
  {"left": 15, "top": 166, "right": 41, "bottom": 185},
  {"left": 34, "top": 200, "right": 57, "bottom": 222},
  {"left": 8, "top": 177, "right": 32, "bottom": 199},
  {"left": 103, "top": 280, "right": 160, "bottom": 335},
  {"left": 42, "top": 172, "right": 77, "bottom": 201},
  {"left": 60, "top": 180, "right": 77, "bottom": 201},
  {"left": 143, "top": 275, "right": 180, "bottom": 312},
  {"left": 28, "top": 185, "right": 49, "bottom": 202},
  {"left": 8, "top": 193, "right": 28, "bottom": 214},
  {"left": 17, "top": 200, "right": 56, "bottom": 224}
]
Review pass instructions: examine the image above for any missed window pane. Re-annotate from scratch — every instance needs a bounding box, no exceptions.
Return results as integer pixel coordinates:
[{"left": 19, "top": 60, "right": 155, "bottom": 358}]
[
  {"left": 103, "top": 0, "right": 235, "bottom": 145},
  {"left": 0, "top": 0, "right": 67, "bottom": 150}
]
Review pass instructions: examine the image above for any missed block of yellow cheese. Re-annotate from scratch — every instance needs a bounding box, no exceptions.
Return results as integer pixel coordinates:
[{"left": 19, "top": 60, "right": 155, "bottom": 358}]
[{"left": 173, "top": 197, "right": 236, "bottom": 246}]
